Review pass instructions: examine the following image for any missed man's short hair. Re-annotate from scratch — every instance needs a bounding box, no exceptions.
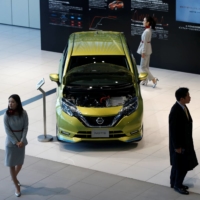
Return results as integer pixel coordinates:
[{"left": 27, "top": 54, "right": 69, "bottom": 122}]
[{"left": 175, "top": 87, "right": 189, "bottom": 101}]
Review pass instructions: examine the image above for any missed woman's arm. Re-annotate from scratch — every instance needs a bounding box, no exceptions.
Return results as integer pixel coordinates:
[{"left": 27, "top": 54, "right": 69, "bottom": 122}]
[
  {"left": 3, "top": 113, "right": 18, "bottom": 144},
  {"left": 21, "top": 110, "right": 29, "bottom": 144}
]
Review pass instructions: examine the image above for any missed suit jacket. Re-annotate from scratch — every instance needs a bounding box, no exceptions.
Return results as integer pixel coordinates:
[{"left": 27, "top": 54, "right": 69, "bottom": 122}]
[
  {"left": 137, "top": 28, "right": 152, "bottom": 55},
  {"left": 169, "top": 102, "right": 198, "bottom": 171},
  {"left": 4, "top": 110, "right": 28, "bottom": 147}
]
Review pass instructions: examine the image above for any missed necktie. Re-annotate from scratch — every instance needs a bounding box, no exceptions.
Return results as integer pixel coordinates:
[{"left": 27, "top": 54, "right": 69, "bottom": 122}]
[{"left": 184, "top": 106, "right": 189, "bottom": 120}]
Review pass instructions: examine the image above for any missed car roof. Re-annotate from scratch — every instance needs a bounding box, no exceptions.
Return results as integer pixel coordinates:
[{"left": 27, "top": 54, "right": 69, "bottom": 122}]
[{"left": 70, "top": 31, "right": 126, "bottom": 56}]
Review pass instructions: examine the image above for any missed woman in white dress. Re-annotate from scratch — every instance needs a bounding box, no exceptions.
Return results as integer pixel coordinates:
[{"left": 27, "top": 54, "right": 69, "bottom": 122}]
[
  {"left": 137, "top": 16, "right": 158, "bottom": 88},
  {"left": 4, "top": 94, "right": 28, "bottom": 197}
]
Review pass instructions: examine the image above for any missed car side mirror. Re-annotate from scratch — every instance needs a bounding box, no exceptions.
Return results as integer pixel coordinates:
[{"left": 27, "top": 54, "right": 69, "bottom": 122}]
[
  {"left": 138, "top": 72, "right": 148, "bottom": 83},
  {"left": 49, "top": 73, "right": 60, "bottom": 85}
]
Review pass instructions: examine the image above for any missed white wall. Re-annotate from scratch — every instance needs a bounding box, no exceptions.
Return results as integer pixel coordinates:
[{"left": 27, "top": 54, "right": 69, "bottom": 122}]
[
  {"left": 12, "top": 0, "right": 29, "bottom": 27},
  {"left": 0, "top": 0, "right": 12, "bottom": 25},
  {"left": 0, "top": 0, "right": 40, "bottom": 29},
  {"left": 29, "top": 0, "right": 40, "bottom": 29}
]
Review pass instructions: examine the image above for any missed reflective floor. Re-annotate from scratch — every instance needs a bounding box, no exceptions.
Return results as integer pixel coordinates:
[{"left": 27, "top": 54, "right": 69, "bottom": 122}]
[
  {"left": 0, "top": 24, "right": 200, "bottom": 196},
  {"left": 1, "top": 150, "right": 200, "bottom": 200}
]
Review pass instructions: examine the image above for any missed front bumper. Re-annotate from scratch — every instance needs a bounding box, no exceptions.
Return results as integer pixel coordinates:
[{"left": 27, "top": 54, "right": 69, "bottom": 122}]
[{"left": 56, "top": 105, "right": 143, "bottom": 143}]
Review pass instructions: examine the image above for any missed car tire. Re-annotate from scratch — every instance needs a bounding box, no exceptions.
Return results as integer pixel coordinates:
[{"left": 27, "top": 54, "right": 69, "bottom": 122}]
[{"left": 114, "top": 7, "right": 117, "bottom": 10}]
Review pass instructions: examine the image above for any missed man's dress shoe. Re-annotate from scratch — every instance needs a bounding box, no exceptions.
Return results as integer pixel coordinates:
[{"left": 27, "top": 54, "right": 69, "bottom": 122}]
[
  {"left": 171, "top": 185, "right": 189, "bottom": 190},
  {"left": 174, "top": 186, "right": 189, "bottom": 195}
]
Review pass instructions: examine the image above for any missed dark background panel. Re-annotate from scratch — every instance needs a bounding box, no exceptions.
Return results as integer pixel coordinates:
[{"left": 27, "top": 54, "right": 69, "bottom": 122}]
[{"left": 41, "top": 0, "right": 200, "bottom": 74}]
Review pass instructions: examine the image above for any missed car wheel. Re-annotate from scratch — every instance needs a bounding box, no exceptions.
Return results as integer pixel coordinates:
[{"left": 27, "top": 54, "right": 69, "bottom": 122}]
[{"left": 114, "top": 7, "right": 117, "bottom": 10}]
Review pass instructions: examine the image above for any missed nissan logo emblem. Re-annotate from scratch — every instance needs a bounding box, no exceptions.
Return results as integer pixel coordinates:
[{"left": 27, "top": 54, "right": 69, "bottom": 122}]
[{"left": 96, "top": 117, "right": 104, "bottom": 125}]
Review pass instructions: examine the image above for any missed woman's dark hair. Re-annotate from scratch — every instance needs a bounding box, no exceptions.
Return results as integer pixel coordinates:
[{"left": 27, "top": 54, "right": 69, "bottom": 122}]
[
  {"left": 6, "top": 94, "right": 24, "bottom": 116},
  {"left": 146, "top": 16, "right": 156, "bottom": 30},
  {"left": 175, "top": 88, "right": 189, "bottom": 101}
]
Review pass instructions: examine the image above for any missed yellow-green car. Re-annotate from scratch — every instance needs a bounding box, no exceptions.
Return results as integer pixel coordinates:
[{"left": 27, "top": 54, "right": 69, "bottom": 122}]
[{"left": 50, "top": 31, "right": 147, "bottom": 143}]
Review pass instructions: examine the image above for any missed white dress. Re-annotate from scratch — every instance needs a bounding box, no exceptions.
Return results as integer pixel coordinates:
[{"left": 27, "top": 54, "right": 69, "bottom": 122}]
[{"left": 4, "top": 110, "right": 28, "bottom": 166}]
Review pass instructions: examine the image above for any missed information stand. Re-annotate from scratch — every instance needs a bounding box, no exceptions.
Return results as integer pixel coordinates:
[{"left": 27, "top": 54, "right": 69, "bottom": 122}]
[{"left": 36, "top": 78, "right": 53, "bottom": 142}]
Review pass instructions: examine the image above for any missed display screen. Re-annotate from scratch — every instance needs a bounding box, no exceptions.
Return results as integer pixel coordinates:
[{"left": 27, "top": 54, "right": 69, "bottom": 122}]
[
  {"left": 49, "top": 0, "right": 84, "bottom": 28},
  {"left": 176, "top": 0, "right": 200, "bottom": 24},
  {"left": 41, "top": 0, "right": 200, "bottom": 74}
]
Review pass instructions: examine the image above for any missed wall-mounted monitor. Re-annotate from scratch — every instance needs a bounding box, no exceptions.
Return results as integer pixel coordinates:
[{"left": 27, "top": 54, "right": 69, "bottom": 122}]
[{"left": 176, "top": 0, "right": 200, "bottom": 24}]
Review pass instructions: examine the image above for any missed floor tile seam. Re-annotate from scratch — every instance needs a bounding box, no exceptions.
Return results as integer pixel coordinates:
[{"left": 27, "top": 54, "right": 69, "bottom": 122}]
[
  {"left": 111, "top": 153, "right": 152, "bottom": 175},
  {"left": 47, "top": 168, "right": 99, "bottom": 199},
  {"left": 79, "top": 176, "right": 128, "bottom": 200},
  {"left": 88, "top": 156, "right": 132, "bottom": 171},
  {"left": 128, "top": 185, "right": 157, "bottom": 200},
  {"left": 90, "top": 178, "right": 156, "bottom": 200},
  {"left": 104, "top": 150, "right": 151, "bottom": 166},
  {"left": 143, "top": 110, "right": 160, "bottom": 118},
  {"left": 8, "top": 65, "right": 41, "bottom": 74},
  {"left": 23, "top": 156, "right": 69, "bottom": 173},
  {"left": 31, "top": 146, "right": 58, "bottom": 157},
  {"left": 143, "top": 125, "right": 169, "bottom": 137},
  {"left": 20, "top": 165, "right": 71, "bottom": 194},
  {"left": 45, "top": 189, "right": 72, "bottom": 200},
  {"left": 136, "top": 184, "right": 180, "bottom": 200},
  {"left": 2, "top": 44, "right": 36, "bottom": 55},
  {"left": 87, "top": 149, "right": 124, "bottom": 167},
  {"left": 143, "top": 145, "right": 169, "bottom": 159},
  {"left": 22, "top": 157, "right": 44, "bottom": 169},
  {"left": 145, "top": 166, "right": 170, "bottom": 183},
  {"left": 1, "top": 174, "right": 12, "bottom": 182},
  {"left": 4, "top": 193, "right": 16, "bottom": 200},
  {"left": 22, "top": 59, "right": 57, "bottom": 66},
  {"left": 59, "top": 151, "right": 90, "bottom": 165},
  {"left": 2, "top": 151, "right": 71, "bottom": 177},
  {"left": 187, "top": 170, "right": 200, "bottom": 179},
  {"left": 79, "top": 176, "right": 125, "bottom": 190},
  {"left": 32, "top": 182, "right": 70, "bottom": 198}
]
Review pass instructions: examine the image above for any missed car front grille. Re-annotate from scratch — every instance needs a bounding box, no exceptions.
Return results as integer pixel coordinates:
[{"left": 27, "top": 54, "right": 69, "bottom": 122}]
[
  {"left": 75, "top": 131, "right": 126, "bottom": 138},
  {"left": 83, "top": 116, "right": 115, "bottom": 126}
]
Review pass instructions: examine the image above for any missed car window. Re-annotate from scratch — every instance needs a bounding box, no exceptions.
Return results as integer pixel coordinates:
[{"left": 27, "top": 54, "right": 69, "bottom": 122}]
[{"left": 67, "top": 55, "right": 130, "bottom": 72}]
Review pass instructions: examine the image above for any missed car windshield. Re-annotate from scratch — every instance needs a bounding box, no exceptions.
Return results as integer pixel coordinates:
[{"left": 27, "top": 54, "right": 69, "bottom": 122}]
[
  {"left": 67, "top": 55, "right": 130, "bottom": 71},
  {"left": 64, "top": 63, "right": 133, "bottom": 86}
]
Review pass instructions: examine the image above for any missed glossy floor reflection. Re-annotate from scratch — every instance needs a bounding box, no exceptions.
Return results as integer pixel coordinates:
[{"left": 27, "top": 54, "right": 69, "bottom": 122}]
[
  {"left": 1, "top": 150, "right": 200, "bottom": 200},
  {"left": 0, "top": 24, "right": 200, "bottom": 196}
]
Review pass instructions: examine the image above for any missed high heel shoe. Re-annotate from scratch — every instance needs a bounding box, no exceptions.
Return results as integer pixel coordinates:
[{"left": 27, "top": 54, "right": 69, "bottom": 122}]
[
  {"left": 15, "top": 192, "right": 21, "bottom": 197},
  {"left": 152, "top": 78, "right": 159, "bottom": 88},
  {"left": 141, "top": 79, "right": 148, "bottom": 86},
  {"left": 15, "top": 184, "right": 21, "bottom": 197}
]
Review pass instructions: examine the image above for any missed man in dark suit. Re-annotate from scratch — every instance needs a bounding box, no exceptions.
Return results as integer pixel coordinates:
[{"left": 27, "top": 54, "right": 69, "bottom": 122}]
[{"left": 169, "top": 87, "right": 198, "bottom": 195}]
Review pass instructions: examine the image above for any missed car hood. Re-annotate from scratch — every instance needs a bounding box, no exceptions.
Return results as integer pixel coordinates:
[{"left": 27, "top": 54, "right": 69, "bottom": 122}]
[{"left": 63, "top": 63, "right": 134, "bottom": 86}]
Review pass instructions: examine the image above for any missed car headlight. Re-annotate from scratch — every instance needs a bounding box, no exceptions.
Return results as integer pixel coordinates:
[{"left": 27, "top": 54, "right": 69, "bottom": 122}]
[
  {"left": 121, "top": 97, "right": 138, "bottom": 116},
  {"left": 111, "top": 97, "right": 138, "bottom": 126},
  {"left": 61, "top": 98, "right": 80, "bottom": 117}
]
